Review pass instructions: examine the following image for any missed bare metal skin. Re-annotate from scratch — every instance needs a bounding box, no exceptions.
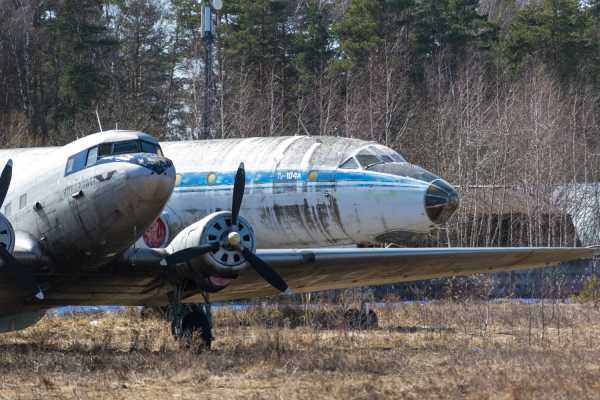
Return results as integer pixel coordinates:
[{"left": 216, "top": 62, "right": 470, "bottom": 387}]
[{"left": 0, "top": 131, "right": 592, "bottom": 332}]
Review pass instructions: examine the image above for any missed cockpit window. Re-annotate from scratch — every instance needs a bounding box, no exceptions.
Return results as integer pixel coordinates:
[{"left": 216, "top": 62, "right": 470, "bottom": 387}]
[
  {"left": 339, "top": 157, "right": 359, "bottom": 169},
  {"left": 347, "top": 145, "right": 407, "bottom": 170},
  {"left": 98, "top": 143, "right": 112, "bottom": 157},
  {"left": 65, "top": 139, "right": 164, "bottom": 176},
  {"left": 65, "top": 150, "right": 87, "bottom": 175},
  {"left": 355, "top": 149, "right": 381, "bottom": 168},
  {"left": 86, "top": 146, "right": 98, "bottom": 168},
  {"left": 140, "top": 140, "right": 163, "bottom": 156},
  {"left": 370, "top": 145, "right": 406, "bottom": 163},
  {"left": 390, "top": 152, "right": 404, "bottom": 162},
  {"left": 113, "top": 140, "right": 140, "bottom": 155}
]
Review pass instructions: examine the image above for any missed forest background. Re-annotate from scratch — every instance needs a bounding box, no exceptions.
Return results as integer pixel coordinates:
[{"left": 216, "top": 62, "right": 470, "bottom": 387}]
[{"left": 2, "top": 0, "right": 600, "bottom": 256}]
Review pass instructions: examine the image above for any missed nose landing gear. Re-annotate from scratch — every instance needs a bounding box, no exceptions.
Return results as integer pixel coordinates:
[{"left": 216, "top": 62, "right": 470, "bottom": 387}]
[{"left": 168, "top": 287, "right": 213, "bottom": 351}]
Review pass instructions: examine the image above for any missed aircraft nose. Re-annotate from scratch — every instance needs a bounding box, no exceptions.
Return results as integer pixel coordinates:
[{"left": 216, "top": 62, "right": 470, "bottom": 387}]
[
  {"left": 127, "top": 159, "right": 176, "bottom": 202},
  {"left": 425, "top": 179, "right": 460, "bottom": 225}
]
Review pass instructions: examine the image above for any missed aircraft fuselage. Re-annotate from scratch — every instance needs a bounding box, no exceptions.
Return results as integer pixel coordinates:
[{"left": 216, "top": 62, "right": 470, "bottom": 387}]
[
  {"left": 137, "top": 136, "right": 458, "bottom": 249},
  {"left": 0, "top": 132, "right": 175, "bottom": 312}
]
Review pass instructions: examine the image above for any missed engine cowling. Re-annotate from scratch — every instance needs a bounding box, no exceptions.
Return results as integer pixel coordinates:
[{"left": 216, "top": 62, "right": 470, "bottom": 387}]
[
  {"left": 167, "top": 211, "right": 256, "bottom": 277},
  {"left": 0, "top": 213, "right": 15, "bottom": 254}
]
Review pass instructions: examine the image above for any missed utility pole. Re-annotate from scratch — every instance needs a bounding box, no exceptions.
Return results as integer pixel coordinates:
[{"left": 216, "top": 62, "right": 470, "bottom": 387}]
[{"left": 200, "top": 0, "right": 222, "bottom": 140}]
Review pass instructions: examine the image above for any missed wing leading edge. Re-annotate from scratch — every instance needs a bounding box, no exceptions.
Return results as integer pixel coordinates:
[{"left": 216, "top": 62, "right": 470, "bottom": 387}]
[{"left": 187, "top": 247, "right": 595, "bottom": 302}]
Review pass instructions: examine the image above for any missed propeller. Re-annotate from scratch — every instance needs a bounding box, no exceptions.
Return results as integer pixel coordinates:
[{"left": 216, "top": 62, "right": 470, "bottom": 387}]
[
  {"left": 163, "top": 162, "right": 290, "bottom": 294},
  {"left": 230, "top": 163, "right": 245, "bottom": 228},
  {"left": 0, "top": 160, "right": 44, "bottom": 301},
  {"left": 160, "top": 243, "right": 219, "bottom": 266},
  {"left": 226, "top": 162, "right": 289, "bottom": 293},
  {"left": 0, "top": 160, "right": 12, "bottom": 208},
  {"left": 241, "top": 248, "right": 289, "bottom": 293}
]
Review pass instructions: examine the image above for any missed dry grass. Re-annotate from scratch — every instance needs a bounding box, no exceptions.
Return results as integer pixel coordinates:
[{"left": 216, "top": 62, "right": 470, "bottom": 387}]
[{"left": 1, "top": 301, "right": 600, "bottom": 399}]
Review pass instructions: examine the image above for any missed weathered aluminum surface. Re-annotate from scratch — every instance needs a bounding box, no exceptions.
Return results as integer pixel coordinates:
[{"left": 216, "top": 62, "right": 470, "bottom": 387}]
[
  {"left": 136, "top": 136, "right": 437, "bottom": 250},
  {"left": 0, "top": 131, "right": 175, "bottom": 314},
  {"left": 0, "top": 132, "right": 591, "bottom": 319},
  {"left": 27, "top": 246, "right": 594, "bottom": 306},
  {"left": 186, "top": 246, "right": 596, "bottom": 302}
]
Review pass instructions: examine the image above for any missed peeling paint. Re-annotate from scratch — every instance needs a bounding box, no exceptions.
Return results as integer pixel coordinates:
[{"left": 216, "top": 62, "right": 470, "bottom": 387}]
[{"left": 139, "top": 135, "right": 437, "bottom": 248}]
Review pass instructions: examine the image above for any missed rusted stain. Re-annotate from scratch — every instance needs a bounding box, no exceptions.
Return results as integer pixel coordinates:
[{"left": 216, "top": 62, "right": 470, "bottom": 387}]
[
  {"left": 159, "top": 136, "right": 378, "bottom": 248},
  {"left": 329, "top": 196, "right": 352, "bottom": 239}
]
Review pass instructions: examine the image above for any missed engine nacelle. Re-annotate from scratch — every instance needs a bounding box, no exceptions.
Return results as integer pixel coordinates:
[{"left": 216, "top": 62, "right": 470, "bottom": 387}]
[
  {"left": 0, "top": 213, "right": 15, "bottom": 254},
  {"left": 167, "top": 211, "right": 256, "bottom": 277}
]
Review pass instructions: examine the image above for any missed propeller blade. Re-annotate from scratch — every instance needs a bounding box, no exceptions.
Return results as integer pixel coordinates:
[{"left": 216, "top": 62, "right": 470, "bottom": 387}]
[
  {"left": 163, "top": 243, "right": 219, "bottom": 266},
  {"left": 242, "top": 248, "right": 289, "bottom": 293},
  {"left": 0, "top": 244, "right": 44, "bottom": 301},
  {"left": 231, "top": 163, "right": 245, "bottom": 227},
  {"left": 0, "top": 160, "right": 12, "bottom": 209}
]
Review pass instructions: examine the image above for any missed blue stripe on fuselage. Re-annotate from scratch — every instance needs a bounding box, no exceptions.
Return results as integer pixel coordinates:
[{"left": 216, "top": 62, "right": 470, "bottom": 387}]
[{"left": 174, "top": 169, "right": 425, "bottom": 191}]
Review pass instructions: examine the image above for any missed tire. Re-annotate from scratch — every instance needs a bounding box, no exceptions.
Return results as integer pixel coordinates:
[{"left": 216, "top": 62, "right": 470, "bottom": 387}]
[
  {"left": 343, "top": 309, "right": 361, "bottom": 329},
  {"left": 365, "top": 309, "right": 378, "bottom": 329},
  {"left": 344, "top": 308, "right": 378, "bottom": 330},
  {"left": 141, "top": 306, "right": 169, "bottom": 320},
  {"left": 176, "top": 311, "right": 213, "bottom": 351}
]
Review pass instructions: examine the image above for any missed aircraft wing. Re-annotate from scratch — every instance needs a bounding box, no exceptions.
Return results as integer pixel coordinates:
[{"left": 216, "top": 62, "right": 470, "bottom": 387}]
[
  {"left": 36, "top": 246, "right": 594, "bottom": 306},
  {"left": 187, "top": 247, "right": 595, "bottom": 302}
]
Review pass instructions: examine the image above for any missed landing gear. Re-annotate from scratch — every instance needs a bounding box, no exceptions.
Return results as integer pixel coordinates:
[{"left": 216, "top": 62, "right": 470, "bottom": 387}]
[
  {"left": 168, "top": 287, "right": 213, "bottom": 351},
  {"left": 343, "top": 304, "right": 378, "bottom": 329}
]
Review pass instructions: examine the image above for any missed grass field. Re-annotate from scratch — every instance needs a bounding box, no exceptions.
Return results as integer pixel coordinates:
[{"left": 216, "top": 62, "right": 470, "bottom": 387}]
[{"left": 1, "top": 301, "right": 600, "bottom": 399}]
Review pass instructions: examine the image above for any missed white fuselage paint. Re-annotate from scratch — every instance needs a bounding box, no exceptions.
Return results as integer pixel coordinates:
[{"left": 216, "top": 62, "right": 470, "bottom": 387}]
[
  {"left": 136, "top": 136, "right": 445, "bottom": 249},
  {"left": 0, "top": 134, "right": 452, "bottom": 254},
  {"left": 0, "top": 132, "right": 175, "bottom": 274}
]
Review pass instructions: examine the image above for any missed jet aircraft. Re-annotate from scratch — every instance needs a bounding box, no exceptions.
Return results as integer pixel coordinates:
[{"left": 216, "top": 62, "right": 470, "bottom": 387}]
[{"left": 0, "top": 131, "right": 593, "bottom": 347}]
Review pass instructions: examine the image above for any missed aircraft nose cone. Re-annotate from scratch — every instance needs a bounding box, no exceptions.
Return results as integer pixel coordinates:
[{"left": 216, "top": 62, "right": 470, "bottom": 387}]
[{"left": 425, "top": 179, "right": 460, "bottom": 225}]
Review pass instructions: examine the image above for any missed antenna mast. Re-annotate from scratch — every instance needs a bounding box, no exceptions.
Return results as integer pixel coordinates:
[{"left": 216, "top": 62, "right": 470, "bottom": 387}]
[
  {"left": 95, "top": 106, "right": 103, "bottom": 132},
  {"left": 200, "top": 0, "right": 222, "bottom": 140}
]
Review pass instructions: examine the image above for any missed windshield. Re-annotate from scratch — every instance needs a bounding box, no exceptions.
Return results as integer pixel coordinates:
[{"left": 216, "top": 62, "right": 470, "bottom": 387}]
[
  {"left": 349, "top": 145, "right": 406, "bottom": 169},
  {"left": 107, "top": 140, "right": 163, "bottom": 157},
  {"left": 65, "top": 139, "right": 164, "bottom": 176},
  {"left": 371, "top": 145, "right": 405, "bottom": 163},
  {"left": 355, "top": 150, "right": 381, "bottom": 168}
]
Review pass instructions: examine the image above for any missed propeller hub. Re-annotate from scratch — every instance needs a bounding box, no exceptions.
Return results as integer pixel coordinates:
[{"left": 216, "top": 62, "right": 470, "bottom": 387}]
[{"left": 227, "top": 231, "right": 241, "bottom": 248}]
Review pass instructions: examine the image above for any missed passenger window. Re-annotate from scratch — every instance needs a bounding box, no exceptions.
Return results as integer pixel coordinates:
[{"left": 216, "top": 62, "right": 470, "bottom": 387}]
[
  {"left": 86, "top": 146, "right": 98, "bottom": 167},
  {"left": 339, "top": 158, "right": 359, "bottom": 169},
  {"left": 19, "top": 194, "right": 27, "bottom": 209},
  {"left": 65, "top": 150, "right": 87, "bottom": 175},
  {"left": 4, "top": 202, "right": 11, "bottom": 216},
  {"left": 113, "top": 141, "right": 139, "bottom": 155}
]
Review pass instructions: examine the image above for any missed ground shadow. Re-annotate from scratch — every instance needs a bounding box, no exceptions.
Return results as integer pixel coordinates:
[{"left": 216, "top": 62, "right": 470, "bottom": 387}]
[{"left": 389, "top": 325, "right": 456, "bottom": 334}]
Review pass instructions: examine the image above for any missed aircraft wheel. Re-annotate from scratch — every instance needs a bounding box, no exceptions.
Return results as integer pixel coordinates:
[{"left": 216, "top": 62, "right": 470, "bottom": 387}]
[
  {"left": 364, "top": 309, "right": 378, "bottom": 329},
  {"left": 344, "top": 308, "right": 378, "bottom": 329},
  {"left": 140, "top": 306, "right": 169, "bottom": 320},
  {"left": 173, "top": 311, "right": 213, "bottom": 352}
]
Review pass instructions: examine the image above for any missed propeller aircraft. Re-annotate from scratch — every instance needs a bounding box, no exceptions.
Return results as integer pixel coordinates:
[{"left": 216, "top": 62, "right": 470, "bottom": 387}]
[{"left": 0, "top": 131, "right": 593, "bottom": 347}]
